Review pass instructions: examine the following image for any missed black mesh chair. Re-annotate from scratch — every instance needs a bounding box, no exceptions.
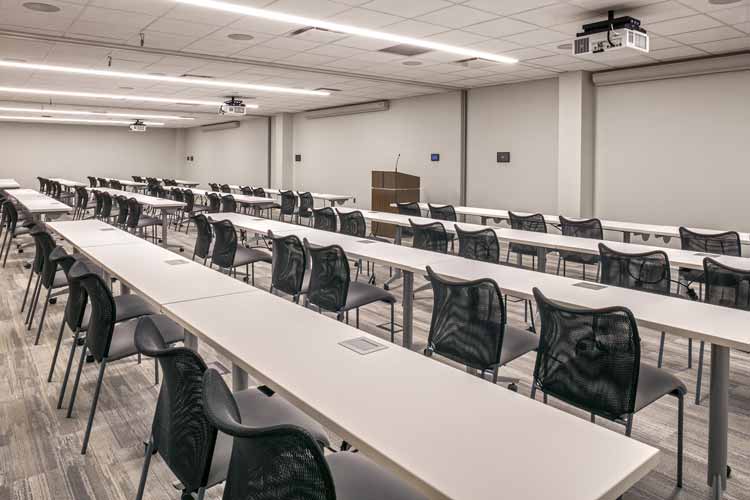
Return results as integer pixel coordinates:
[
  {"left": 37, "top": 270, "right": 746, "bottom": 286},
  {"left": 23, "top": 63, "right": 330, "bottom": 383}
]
[
  {"left": 506, "top": 212, "right": 554, "bottom": 270},
  {"left": 206, "top": 192, "right": 222, "bottom": 214},
  {"left": 425, "top": 267, "right": 537, "bottom": 389},
  {"left": 49, "top": 249, "right": 157, "bottom": 394},
  {"left": 200, "top": 368, "right": 425, "bottom": 500},
  {"left": 126, "top": 198, "right": 161, "bottom": 243},
  {"left": 678, "top": 227, "right": 741, "bottom": 295},
  {"left": 269, "top": 231, "right": 307, "bottom": 303},
  {"left": 305, "top": 240, "right": 396, "bottom": 341},
  {"left": 531, "top": 287, "right": 685, "bottom": 487},
  {"left": 134, "top": 321, "right": 329, "bottom": 500},
  {"left": 211, "top": 219, "right": 271, "bottom": 285},
  {"left": 279, "top": 190, "right": 297, "bottom": 222},
  {"left": 558, "top": 216, "right": 603, "bottom": 280},
  {"left": 27, "top": 228, "right": 68, "bottom": 341},
  {"left": 409, "top": 219, "right": 448, "bottom": 254},
  {"left": 297, "top": 191, "right": 314, "bottom": 225},
  {"left": 191, "top": 214, "right": 213, "bottom": 265},
  {"left": 63, "top": 262, "right": 184, "bottom": 454},
  {"left": 456, "top": 225, "right": 500, "bottom": 263},
  {"left": 598, "top": 243, "right": 698, "bottom": 373},
  {"left": 313, "top": 207, "right": 337, "bottom": 232},
  {"left": 221, "top": 195, "right": 237, "bottom": 213},
  {"left": 694, "top": 258, "right": 750, "bottom": 405}
]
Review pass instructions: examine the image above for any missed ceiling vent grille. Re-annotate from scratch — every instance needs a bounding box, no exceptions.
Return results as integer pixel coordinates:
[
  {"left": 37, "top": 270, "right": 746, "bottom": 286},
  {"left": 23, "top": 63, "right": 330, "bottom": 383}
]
[{"left": 379, "top": 44, "right": 431, "bottom": 56}]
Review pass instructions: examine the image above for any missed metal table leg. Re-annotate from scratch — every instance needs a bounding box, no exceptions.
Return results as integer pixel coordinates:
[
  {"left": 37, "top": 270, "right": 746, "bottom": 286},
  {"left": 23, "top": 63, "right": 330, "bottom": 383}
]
[
  {"left": 708, "top": 344, "right": 730, "bottom": 499},
  {"left": 232, "top": 365, "right": 249, "bottom": 391},
  {"left": 402, "top": 271, "right": 414, "bottom": 349},
  {"left": 384, "top": 226, "right": 403, "bottom": 290}
]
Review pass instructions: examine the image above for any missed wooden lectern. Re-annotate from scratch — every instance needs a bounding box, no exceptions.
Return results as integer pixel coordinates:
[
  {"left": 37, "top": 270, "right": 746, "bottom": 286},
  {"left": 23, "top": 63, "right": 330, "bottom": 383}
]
[{"left": 371, "top": 170, "right": 420, "bottom": 238}]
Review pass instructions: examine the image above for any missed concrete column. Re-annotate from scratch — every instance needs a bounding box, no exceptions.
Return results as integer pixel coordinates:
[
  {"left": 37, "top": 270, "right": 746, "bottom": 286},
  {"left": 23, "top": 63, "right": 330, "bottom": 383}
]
[
  {"left": 557, "top": 71, "right": 595, "bottom": 217},
  {"left": 270, "top": 113, "right": 294, "bottom": 190}
]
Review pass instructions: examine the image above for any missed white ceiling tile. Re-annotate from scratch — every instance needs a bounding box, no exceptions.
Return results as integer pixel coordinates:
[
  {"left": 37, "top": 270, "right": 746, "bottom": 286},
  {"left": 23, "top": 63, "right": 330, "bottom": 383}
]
[
  {"left": 415, "top": 5, "right": 496, "bottom": 28},
  {"left": 511, "top": 3, "right": 590, "bottom": 28},
  {"left": 361, "top": 0, "right": 452, "bottom": 18},
  {"left": 671, "top": 25, "right": 746, "bottom": 44},
  {"left": 462, "top": 0, "right": 557, "bottom": 16},
  {"left": 463, "top": 17, "right": 537, "bottom": 37}
]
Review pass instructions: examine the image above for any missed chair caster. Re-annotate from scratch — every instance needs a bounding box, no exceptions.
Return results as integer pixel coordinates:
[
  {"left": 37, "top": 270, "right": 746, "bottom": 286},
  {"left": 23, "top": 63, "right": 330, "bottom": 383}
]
[
  {"left": 49, "top": 298, "right": 57, "bottom": 305},
  {"left": 507, "top": 383, "right": 518, "bottom": 392}
]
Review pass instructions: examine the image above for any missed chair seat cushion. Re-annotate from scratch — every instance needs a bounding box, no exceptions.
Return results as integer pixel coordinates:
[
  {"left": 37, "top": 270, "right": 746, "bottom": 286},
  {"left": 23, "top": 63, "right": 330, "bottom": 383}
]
[
  {"left": 343, "top": 281, "right": 396, "bottom": 311},
  {"left": 327, "top": 451, "right": 427, "bottom": 500},
  {"left": 233, "top": 246, "right": 272, "bottom": 267},
  {"left": 634, "top": 363, "right": 686, "bottom": 412},
  {"left": 499, "top": 325, "right": 539, "bottom": 366},
  {"left": 206, "top": 387, "right": 330, "bottom": 489}
]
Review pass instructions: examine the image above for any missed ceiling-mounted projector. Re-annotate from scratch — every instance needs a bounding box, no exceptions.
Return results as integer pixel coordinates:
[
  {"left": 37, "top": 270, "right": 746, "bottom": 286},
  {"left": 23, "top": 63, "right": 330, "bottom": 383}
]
[
  {"left": 572, "top": 10, "right": 649, "bottom": 56},
  {"left": 129, "top": 119, "right": 147, "bottom": 132},
  {"left": 220, "top": 96, "right": 246, "bottom": 116}
]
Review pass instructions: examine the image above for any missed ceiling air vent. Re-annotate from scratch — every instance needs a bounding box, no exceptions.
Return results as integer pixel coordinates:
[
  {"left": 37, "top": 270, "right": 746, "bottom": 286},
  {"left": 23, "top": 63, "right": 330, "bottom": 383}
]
[{"left": 379, "top": 44, "right": 431, "bottom": 57}]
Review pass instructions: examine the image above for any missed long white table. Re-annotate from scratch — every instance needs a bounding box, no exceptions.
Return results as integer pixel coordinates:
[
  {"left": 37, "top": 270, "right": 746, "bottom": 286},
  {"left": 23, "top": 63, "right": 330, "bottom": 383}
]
[
  {"left": 0, "top": 178, "right": 20, "bottom": 189},
  {"left": 47, "top": 219, "right": 659, "bottom": 500},
  {"left": 397, "top": 203, "right": 750, "bottom": 245},
  {"left": 213, "top": 211, "right": 747, "bottom": 498},
  {"left": 88, "top": 188, "right": 184, "bottom": 249}
]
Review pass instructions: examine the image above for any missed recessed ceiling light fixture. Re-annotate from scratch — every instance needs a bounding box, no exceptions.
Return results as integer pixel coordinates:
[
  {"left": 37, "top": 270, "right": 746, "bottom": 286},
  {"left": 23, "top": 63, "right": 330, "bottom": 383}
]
[
  {"left": 176, "top": 0, "right": 518, "bottom": 64},
  {"left": 0, "top": 60, "right": 330, "bottom": 96},
  {"left": 227, "top": 33, "right": 255, "bottom": 40},
  {"left": 22, "top": 2, "right": 60, "bottom": 12},
  {"left": 0, "top": 86, "right": 243, "bottom": 107},
  {"left": 0, "top": 106, "right": 194, "bottom": 120},
  {"left": 0, "top": 115, "right": 164, "bottom": 126}
]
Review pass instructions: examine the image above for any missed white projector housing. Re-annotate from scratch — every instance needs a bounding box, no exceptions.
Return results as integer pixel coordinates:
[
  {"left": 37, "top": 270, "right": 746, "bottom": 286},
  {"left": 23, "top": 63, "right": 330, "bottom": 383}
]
[
  {"left": 220, "top": 98, "right": 247, "bottom": 116},
  {"left": 573, "top": 28, "right": 649, "bottom": 56},
  {"left": 129, "top": 120, "right": 147, "bottom": 132}
]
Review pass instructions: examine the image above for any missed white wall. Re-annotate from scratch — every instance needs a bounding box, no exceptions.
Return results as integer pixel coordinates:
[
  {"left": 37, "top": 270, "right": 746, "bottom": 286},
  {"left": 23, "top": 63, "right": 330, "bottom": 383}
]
[
  {"left": 0, "top": 122, "right": 179, "bottom": 189},
  {"left": 292, "top": 92, "right": 462, "bottom": 209},
  {"left": 595, "top": 70, "right": 750, "bottom": 231},
  {"left": 176, "top": 117, "right": 270, "bottom": 188},
  {"left": 466, "top": 78, "right": 559, "bottom": 213}
]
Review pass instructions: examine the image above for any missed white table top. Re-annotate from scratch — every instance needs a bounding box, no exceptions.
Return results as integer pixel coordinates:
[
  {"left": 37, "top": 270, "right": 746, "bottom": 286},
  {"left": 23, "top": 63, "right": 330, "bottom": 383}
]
[
  {"left": 5, "top": 188, "right": 71, "bottom": 214},
  {"left": 352, "top": 209, "right": 750, "bottom": 272},
  {"left": 398, "top": 203, "right": 750, "bottom": 244},
  {"left": 164, "top": 290, "right": 659, "bottom": 500},
  {"left": 46, "top": 220, "right": 150, "bottom": 248},
  {"left": 89, "top": 187, "right": 184, "bottom": 209},
  {"left": 49, "top": 178, "right": 86, "bottom": 188},
  {"left": 0, "top": 178, "right": 20, "bottom": 189}
]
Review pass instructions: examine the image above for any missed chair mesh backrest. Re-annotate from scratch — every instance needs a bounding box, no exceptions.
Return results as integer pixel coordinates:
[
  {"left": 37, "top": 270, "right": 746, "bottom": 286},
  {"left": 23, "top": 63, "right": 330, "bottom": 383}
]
[
  {"left": 270, "top": 233, "right": 306, "bottom": 296},
  {"left": 426, "top": 267, "right": 505, "bottom": 371},
  {"left": 429, "top": 204, "right": 457, "bottom": 222},
  {"left": 211, "top": 220, "right": 238, "bottom": 269},
  {"left": 192, "top": 215, "right": 212, "bottom": 260},
  {"left": 533, "top": 288, "right": 640, "bottom": 420},
  {"left": 704, "top": 258, "right": 750, "bottom": 310},
  {"left": 456, "top": 226, "right": 499, "bottom": 263},
  {"left": 201, "top": 369, "right": 335, "bottom": 500},
  {"left": 126, "top": 198, "right": 142, "bottom": 228},
  {"left": 100, "top": 192, "right": 113, "bottom": 218},
  {"left": 115, "top": 196, "right": 129, "bottom": 225},
  {"left": 220, "top": 184, "right": 231, "bottom": 193},
  {"left": 221, "top": 195, "right": 237, "bottom": 213},
  {"left": 51, "top": 248, "right": 88, "bottom": 330},
  {"left": 298, "top": 192, "right": 314, "bottom": 218},
  {"left": 71, "top": 263, "right": 116, "bottom": 363},
  {"left": 598, "top": 244, "right": 671, "bottom": 295},
  {"left": 679, "top": 227, "right": 741, "bottom": 257},
  {"left": 338, "top": 210, "right": 366, "bottom": 238},
  {"left": 410, "top": 220, "right": 448, "bottom": 254},
  {"left": 560, "top": 216, "right": 603, "bottom": 240},
  {"left": 313, "top": 208, "right": 337, "bottom": 232},
  {"left": 134, "top": 319, "right": 217, "bottom": 494},
  {"left": 306, "top": 243, "right": 349, "bottom": 312},
  {"left": 206, "top": 193, "right": 221, "bottom": 214},
  {"left": 280, "top": 191, "right": 297, "bottom": 215},
  {"left": 509, "top": 212, "right": 547, "bottom": 233}
]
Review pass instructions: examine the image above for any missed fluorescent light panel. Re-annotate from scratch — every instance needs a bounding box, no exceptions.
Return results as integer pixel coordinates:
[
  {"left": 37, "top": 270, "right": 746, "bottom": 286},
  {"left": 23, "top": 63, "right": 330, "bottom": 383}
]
[
  {"left": 0, "top": 105, "right": 194, "bottom": 120},
  {"left": 0, "top": 86, "right": 243, "bottom": 107},
  {"left": 0, "top": 60, "right": 329, "bottom": 96},
  {"left": 0, "top": 115, "right": 164, "bottom": 125},
  {"left": 177, "top": 0, "right": 518, "bottom": 65}
]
